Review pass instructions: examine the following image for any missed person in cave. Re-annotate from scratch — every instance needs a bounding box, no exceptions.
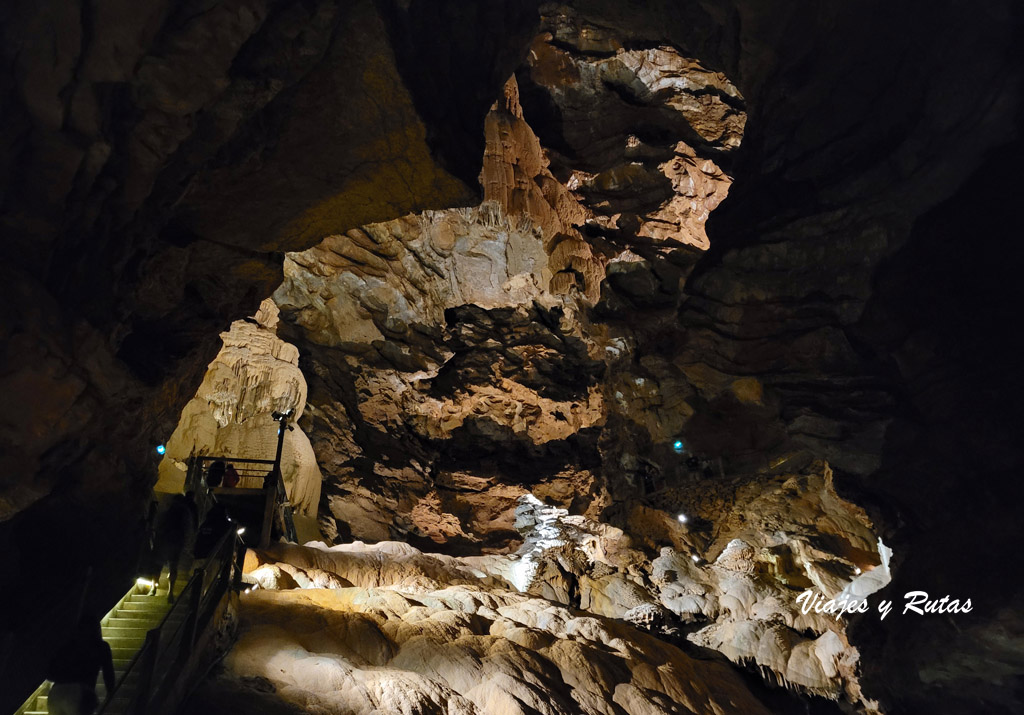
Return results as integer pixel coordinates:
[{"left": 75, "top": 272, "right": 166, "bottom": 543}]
[
  {"left": 639, "top": 463, "right": 657, "bottom": 494},
  {"left": 45, "top": 612, "right": 115, "bottom": 715},
  {"left": 205, "top": 460, "right": 227, "bottom": 489},
  {"left": 222, "top": 462, "right": 240, "bottom": 488},
  {"left": 701, "top": 459, "right": 716, "bottom": 479},
  {"left": 195, "top": 463, "right": 232, "bottom": 559},
  {"left": 138, "top": 492, "right": 199, "bottom": 601}
]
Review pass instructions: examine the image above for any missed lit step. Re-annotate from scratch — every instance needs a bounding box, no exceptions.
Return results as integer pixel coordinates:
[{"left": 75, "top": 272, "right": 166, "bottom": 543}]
[
  {"left": 118, "top": 601, "right": 168, "bottom": 612},
  {"left": 103, "top": 627, "right": 152, "bottom": 639},
  {"left": 113, "top": 613, "right": 170, "bottom": 623}
]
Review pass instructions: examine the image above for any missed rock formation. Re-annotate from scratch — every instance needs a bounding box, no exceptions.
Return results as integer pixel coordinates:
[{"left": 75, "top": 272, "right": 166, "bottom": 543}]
[
  {"left": 155, "top": 299, "right": 321, "bottom": 520},
  {"left": 197, "top": 586, "right": 772, "bottom": 715},
  {"left": 194, "top": 460, "right": 889, "bottom": 713},
  {"left": 1, "top": 1, "right": 1022, "bottom": 714},
  {"left": 270, "top": 48, "right": 747, "bottom": 553}
]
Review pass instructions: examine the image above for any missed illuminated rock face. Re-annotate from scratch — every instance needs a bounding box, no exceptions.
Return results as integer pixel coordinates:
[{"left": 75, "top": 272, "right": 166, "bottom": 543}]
[
  {"left": 271, "top": 42, "right": 746, "bottom": 553},
  {"left": 155, "top": 299, "right": 321, "bottom": 518},
  {"left": 200, "top": 586, "right": 772, "bottom": 715},
  {"left": 195, "top": 539, "right": 775, "bottom": 715},
  {"left": 516, "top": 37, "right": 742, "bottom": 252},
  {"left": 195, "top": 463, "right": 887, "bottom": 712},
  {"left": 253, "top": 12, "right": 1024, "bottom": 710},
  {"left": 0, "top": 0, "right": 539, "bottom": 524}
]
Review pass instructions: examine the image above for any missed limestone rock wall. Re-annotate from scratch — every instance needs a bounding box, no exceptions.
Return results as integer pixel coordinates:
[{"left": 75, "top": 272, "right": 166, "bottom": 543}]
[
  {"left": 213, "top": 460, "right": 887, "bottom": 713},
  {"left": 156, "top": 300, "right": 321, "bottom": 517},
  {"left": 271, "top": 38, "right": 747, "bottom": 554},
  {"left": 0, "top": 0, "right": 539, "bottom": 528},
  {"left": 2, "top": 1, "right": 1022, "bottom": 713},
  {"left": 197, "top": 539, "right": 777, "bottom": 715}
]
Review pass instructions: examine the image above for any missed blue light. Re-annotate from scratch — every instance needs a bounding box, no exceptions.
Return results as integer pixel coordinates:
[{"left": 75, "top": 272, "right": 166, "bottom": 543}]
[
  {"left": 672, "top": 440, "right": 685, "bottom": 453},
  {"left": 156, "top": 444, "right": 166, "bottom": 455}
]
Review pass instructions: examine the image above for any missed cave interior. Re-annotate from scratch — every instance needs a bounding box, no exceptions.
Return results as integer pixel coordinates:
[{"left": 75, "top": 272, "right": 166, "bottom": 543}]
[{"left": 1, "top": 1, "right": 1022, "bottom": 714}]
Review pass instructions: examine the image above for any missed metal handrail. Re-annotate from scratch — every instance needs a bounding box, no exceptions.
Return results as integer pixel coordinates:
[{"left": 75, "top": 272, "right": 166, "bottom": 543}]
[
  {"left": 187, "top": 456, "right": 276, "bottom": 491},
  {"left": 96, "top": 529, "right": 239, "bottom": 715},
  {"left": 187, "top": 456, "right": 279, "bottom": 520},
  {"left": 95, "top": 576, "right": 200, "bottom": 714}
]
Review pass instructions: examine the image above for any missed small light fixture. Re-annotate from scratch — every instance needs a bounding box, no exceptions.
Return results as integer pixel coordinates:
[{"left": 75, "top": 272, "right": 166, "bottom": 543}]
[
  {"left": 136, "top": 577, "right": 156, "bottom": 588},
  {"left": 156, "top": 444, "right": 166, "bottom": 455},
  {"left": 236, "top": 527, "right": 246, "bottom": 536},
  {"left": 672, "top": 440, "right": 685, "bottom": 454},
  {"left": 677, "top": 513, "right": 688, "bottom": 524},
  {"left": 691, "top": 554, "right": 700, "bottom": 563}
]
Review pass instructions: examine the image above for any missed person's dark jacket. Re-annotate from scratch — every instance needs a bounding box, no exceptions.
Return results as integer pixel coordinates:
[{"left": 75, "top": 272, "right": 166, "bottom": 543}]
[
  {"left": 194, "top": 500, "right": 231, "bottom": 558},
  {"left": 47, "top": 618, "right": 115, "bottom": 694}
]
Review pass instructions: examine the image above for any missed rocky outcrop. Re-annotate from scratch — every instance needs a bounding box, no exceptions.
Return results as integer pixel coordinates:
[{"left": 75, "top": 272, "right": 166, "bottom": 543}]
[
  {"left": 0, "top": 0, "right": 539, "bottom": 519},
  {"left": 516, "top": 35, "right": 742, "bottom": 253},
  {"left": 270, "top": 38, "right": 747, "bottom": 553},
  {"left": 232, "top": 461, "right": 889, "bottom": 711},
  {"left": 192, "top": 585, "right": 773, "bottom": 715},
  {"left": 156, "top": 299, "right": 321, "bottom": 519},
  {"left": 0, "top": 5, "right": 539, "bottom": 707}
]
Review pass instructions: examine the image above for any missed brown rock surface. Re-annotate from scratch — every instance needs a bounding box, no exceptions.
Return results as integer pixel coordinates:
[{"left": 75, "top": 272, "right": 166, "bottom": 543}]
[{"left": 2, "top": 1, "right": 1023, "bottom": 714}]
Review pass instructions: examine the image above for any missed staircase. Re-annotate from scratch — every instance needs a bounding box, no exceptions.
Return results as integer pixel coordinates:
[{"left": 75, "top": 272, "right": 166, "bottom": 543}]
[
  {"left": 16, "top": 572, "right": 187, "bottom": 715},
  {"left": 11, "top": 500, "right": 253, "bottom": 715}
]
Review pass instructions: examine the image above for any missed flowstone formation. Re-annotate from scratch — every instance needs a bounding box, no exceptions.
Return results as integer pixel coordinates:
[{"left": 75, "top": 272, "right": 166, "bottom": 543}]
[
  {"left": 132, "top": 9, "right": 1022, "bottom": 713},
  {"left": 198, "top": 587, "right": 770, "bottom": 715},
  {"left": 257, "top": 20, "right": 901, "bottom": 710},
  {"left": 271, "top": 31, "right": 748, "bottom": 553},
  {"left": 156, "top": 299, "right": 321, "bottom": 520},
  {"left": 508, "top": 463, "right": 890, "bottom": 708},
  {"left": 194, "top": 460, "right": 887, "bottom": 714}
]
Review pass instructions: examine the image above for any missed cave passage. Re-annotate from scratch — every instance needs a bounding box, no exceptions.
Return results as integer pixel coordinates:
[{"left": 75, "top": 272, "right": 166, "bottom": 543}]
[{"left": 2, "top": 2, "right": 1022, "bottom": 715}]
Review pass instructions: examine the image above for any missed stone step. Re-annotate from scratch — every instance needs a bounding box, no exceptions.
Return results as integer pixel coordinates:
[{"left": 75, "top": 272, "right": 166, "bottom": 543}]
[
  {"left": 103, "top": 626, "right": 153, "bottom": 639},
  {"left": 118, "top": 601, "right": 168, "bottom": 612}
]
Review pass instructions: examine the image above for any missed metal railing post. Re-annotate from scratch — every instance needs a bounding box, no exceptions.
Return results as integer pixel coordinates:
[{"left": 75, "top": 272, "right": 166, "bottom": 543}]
[
  {"left": 259, "top": 469, "right": 277, "bottom": 549},
  {"left": 276, "top": 477, "right": 298, "bottom": 543},
  {"left": 232, "top": 535, "right": 246, "bottom": 592},
  {"left": 183, "top": 573, "right": 203, "bottom": 658}
]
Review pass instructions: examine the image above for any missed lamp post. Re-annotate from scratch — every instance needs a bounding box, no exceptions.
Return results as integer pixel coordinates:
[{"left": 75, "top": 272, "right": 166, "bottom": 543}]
[
  {"left": 260, "top": 410, "right": 297, "bottom": 546},
  {"left": 271, "top": 409, "right": 293, "bottom": 475}
]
